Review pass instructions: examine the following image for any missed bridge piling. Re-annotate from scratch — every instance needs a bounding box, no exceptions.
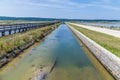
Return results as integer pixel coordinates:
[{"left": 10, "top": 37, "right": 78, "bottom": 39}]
[
  {"left": 9, "top": 30, "right": 11, "bottom": 35},
  {"left": 0, "top": 21, "right": 60, "bottom": 37},
  {"left": 2, "top": 31, "right": 5, "bottom": 36}
]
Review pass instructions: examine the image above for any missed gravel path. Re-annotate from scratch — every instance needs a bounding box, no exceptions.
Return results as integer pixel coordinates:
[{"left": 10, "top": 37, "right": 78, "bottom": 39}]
[{"left": 70, "top": 23, "right": 120, "bottom": 38}]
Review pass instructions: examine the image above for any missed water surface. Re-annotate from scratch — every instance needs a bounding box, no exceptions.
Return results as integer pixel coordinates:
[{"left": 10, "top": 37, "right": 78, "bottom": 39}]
[{"left": 0, "top": 24, "right": 106, "bottom": 80}]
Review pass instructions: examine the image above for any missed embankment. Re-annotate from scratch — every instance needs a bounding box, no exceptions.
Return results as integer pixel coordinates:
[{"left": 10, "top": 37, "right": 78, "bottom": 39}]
[
  {"left": 66, "top": 23, "right": 120, "bottom": 80},
  {"left": 0, "top": 23, "right": 60, "bottom": 68}
]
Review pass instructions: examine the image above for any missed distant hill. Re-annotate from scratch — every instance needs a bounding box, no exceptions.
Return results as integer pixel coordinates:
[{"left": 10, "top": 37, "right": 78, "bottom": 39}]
[
  {"left": 0, "top": 16, "right": 120, "bottom": 22},
  {"left": 0, "top": 16, "right": 58, "bottom": 21}
]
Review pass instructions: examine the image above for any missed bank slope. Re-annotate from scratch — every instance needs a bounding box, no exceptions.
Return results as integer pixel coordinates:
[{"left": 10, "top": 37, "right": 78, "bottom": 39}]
[{"left": 66, "top": 22, "right": 120, "bottom": 80}]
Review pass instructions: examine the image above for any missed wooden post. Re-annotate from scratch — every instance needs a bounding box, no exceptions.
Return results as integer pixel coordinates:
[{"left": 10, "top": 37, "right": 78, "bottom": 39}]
[
  {"left": 24, "top": 28, "right": 26, "bottom": 31},
  {"left": 2, "top": 31, "right": 5, "bottom": 36},
  {"left": 18, "top": 29, "right": 20, "bottom": 32},
  {"left": 14, "top": 30, "right": 16, "bottom": 33},
  {"left": 22, "top": 28, "right": 24, "bottom": 32},
  {"left": 25, "top": 28, "right": 27, "bottom": 31},
  {"left": 9, "top": 30, "right": 11, "bottom": 35}
]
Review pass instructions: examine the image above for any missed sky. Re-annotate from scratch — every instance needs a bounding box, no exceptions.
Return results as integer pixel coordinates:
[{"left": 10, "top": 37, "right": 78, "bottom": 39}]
[{"left": 0, "top": 0, "right": 120, "bottom": 19}]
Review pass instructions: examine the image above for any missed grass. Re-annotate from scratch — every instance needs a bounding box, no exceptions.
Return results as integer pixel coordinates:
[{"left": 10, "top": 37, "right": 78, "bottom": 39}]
[
  {"left": 0, "top": 23, "right": 60, "bottom": 55},
  {"left": 68, "top": 23, "right": 120, "bottom": 57}
]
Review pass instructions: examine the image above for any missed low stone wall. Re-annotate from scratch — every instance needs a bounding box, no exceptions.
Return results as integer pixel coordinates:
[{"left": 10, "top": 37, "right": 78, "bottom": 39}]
[
  {"left": 0, "top": 25, "right": 59, "bottom": 68},
  {"left": 67, "top": 23, "right": 120, "bottom": 80}
]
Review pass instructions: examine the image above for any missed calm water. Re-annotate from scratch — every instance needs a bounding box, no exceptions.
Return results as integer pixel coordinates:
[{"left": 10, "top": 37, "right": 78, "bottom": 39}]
[{"left": 0, "top": 24, "right": 106, "bottom": 80}]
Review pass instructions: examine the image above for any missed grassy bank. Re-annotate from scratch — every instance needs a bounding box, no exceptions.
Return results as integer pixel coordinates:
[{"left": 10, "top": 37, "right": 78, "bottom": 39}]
[
  {"left": 68, "top": 23, "right": 120, "bottom": 57},
  {"left": 0, "top": 23, "right": 60, "bottom": 55}
]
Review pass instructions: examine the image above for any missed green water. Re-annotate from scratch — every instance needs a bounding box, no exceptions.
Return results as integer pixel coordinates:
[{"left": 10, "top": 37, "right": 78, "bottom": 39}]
[{"left": 0, "top": 24, "right": 106, "bottom": 80}]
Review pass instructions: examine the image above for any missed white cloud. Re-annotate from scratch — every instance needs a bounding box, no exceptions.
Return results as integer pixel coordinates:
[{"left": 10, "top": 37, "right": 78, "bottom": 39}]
[
  {"left": 27, "top": 2, "right": 64, "bottom": 8},
  {"left": 100, "top": 5, "right": 120, "bottom": 11},
  {"left": 100, "top": 0, "right": 112, "bottom": 3},
  {"left": 0, "top": 0, "right": 120, "bottom": 11}
]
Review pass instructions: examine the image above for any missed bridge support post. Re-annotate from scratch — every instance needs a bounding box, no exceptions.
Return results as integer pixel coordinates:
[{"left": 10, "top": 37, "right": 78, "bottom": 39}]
[
  {"left": 22, "top": 28, "right": 24, "bottom": 32},
  {"left": 14, "top": 30, "right": 16, "bottom": 33},
  {"left": 25, "top": 28, "right": 27, "bottom": 31},
  {"left": 19, "top": 29, "right": 21, "bottom": 32},
  {"left": 2, "top": 31, "right": 5, "bottom": 36},
  {"left": 24, "top": 28, "right": 25, "bottom": 31},
  {"left": 9, "top": 30, "right": 11, "bottom": 35}
]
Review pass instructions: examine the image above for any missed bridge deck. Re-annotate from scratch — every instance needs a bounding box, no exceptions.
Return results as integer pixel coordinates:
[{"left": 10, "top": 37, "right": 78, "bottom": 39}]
[{"left": 0, "top": 21, "right": 59, "bottom": 36}]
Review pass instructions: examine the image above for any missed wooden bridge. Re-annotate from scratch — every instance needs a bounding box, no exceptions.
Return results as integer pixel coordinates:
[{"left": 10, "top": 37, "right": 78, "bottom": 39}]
[{"left": 0, "top": 21, "right": 59, "bottom": 36}]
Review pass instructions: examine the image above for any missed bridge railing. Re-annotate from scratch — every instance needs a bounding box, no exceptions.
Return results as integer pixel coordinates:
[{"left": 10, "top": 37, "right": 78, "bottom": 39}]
[{"left": 0, "top": 21, "right": 59, "bottom": 36}]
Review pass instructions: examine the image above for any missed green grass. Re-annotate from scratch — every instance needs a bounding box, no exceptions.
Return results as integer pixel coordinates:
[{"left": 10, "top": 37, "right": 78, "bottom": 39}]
[
  {"left": 0, "top": 23, "right": 60, "bottom": 54},
  {"left": 68, "top": 23, "right": 120, "bottom": 57}
]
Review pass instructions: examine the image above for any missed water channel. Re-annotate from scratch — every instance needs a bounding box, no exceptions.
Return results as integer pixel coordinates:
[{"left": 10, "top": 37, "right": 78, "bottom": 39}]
[{"left": 0, "top": 24, "right": 114, "bottom": 80}]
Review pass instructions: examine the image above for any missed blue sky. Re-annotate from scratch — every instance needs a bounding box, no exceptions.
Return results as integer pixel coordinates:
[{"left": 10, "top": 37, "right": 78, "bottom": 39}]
[{"left": 0, "top": 0, "right": 120, "bottom": 19}]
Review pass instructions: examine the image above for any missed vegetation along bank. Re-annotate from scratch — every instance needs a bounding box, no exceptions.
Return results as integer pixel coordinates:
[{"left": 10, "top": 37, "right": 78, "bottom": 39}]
[{"left": 0, "top": 22, "right": 61, "bottom": 68}]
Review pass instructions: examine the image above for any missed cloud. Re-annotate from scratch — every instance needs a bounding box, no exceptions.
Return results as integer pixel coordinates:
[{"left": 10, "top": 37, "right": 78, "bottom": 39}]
[
  {"left": 100, "top": 0, "right": 112, "bottom": 3},
  {"left": 26, "top": 2, "right": 64, "bottom": 8},
  {"left": 0, "top": 0, "right": 65, "bottom": 8},
  {"left": 100, "top": 5, "right": 120, "bottom": 11},
  {"left": 0, "top": 0, "right": 120, "bottom": 11},
  {"left": 62, "top": 0, "right": 120, "bottom": 11}
]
